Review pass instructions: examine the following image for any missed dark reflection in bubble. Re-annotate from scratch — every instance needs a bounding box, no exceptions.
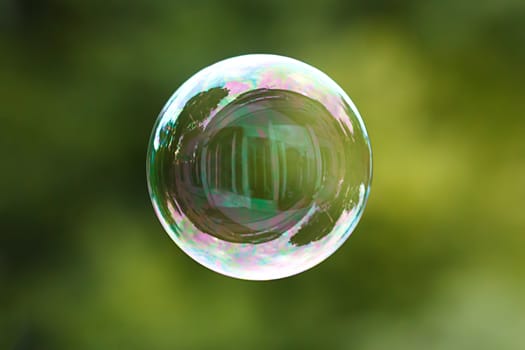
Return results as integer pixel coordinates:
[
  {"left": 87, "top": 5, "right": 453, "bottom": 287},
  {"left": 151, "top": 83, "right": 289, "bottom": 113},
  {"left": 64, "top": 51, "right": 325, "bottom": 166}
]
[{"left": 169, "top": 88, "right": 348, "bottom": 245}]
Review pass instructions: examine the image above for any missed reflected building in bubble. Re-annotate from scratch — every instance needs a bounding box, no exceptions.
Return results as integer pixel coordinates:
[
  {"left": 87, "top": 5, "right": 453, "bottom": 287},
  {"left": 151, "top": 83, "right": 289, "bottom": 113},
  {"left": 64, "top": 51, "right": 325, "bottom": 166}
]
[{"left": 172, "top": 88, "right": 346, "bottom": 245}]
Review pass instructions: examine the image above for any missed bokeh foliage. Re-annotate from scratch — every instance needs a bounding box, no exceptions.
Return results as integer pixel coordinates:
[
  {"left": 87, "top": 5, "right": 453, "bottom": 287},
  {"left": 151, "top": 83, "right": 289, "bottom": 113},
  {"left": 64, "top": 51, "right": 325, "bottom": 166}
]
[{"left": 1, "top": 0, "right": 524, "bottom": 349}]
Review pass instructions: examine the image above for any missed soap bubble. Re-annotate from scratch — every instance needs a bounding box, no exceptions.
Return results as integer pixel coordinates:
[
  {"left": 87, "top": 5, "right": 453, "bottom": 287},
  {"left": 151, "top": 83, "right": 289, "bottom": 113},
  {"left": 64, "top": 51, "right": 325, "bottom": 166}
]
[{"left": 147, "top": 54, "right": 372, "bottom": 280}]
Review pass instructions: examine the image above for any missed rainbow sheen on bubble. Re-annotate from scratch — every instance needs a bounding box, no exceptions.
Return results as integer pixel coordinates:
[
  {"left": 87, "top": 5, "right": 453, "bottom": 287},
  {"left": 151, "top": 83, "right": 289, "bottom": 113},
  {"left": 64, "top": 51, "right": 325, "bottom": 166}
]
[{"left": 147, "top": 54, "right": 372, "bottom": 280}]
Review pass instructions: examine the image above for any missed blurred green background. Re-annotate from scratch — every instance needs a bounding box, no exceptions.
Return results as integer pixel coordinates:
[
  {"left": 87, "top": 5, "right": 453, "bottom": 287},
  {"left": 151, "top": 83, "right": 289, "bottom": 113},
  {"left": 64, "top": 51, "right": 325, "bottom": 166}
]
[{"left": 1, "top": 0, "right": 524, "bottom": 349}]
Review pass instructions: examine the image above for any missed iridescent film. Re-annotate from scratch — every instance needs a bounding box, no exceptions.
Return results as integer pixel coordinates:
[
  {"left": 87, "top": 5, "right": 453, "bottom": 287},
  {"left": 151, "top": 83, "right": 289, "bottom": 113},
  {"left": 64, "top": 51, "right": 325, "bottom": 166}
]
[{"left": 147, "top": 54, "right": 372, "bottom": 280}]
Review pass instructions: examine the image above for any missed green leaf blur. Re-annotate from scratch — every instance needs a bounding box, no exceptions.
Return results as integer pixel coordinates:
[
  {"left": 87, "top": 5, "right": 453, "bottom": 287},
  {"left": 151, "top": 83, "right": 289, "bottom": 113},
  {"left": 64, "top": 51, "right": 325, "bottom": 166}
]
[{"left": 1, "top": 0, "right": 524, "bottom": 349}]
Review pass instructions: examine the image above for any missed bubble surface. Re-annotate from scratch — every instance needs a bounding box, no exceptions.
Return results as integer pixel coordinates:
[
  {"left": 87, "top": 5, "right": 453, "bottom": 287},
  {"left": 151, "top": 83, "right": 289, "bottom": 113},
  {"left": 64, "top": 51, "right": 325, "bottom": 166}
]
[{"left": 147, "top": 54, "right": 372, "bottom": 280}]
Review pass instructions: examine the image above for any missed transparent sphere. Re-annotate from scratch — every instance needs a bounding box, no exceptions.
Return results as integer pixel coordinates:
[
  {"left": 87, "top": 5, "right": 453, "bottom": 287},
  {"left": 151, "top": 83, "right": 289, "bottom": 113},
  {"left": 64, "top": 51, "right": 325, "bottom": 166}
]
[{"left": 147, "top": 54, "right": 372, "bottom": 280}]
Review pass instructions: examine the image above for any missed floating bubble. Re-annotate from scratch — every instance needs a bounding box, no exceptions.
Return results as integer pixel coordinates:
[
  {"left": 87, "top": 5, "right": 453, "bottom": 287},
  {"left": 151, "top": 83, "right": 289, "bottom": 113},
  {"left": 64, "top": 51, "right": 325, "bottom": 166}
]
[{"left": 147, "top": 54, "right": 372, "bottom": 280}]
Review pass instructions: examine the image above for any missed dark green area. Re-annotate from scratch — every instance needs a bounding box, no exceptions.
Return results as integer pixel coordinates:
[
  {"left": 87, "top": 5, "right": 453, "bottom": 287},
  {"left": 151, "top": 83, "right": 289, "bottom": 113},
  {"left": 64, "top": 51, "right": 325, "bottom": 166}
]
[{"left": 1, "top": 0, "right": 524, "bottom": 349}]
